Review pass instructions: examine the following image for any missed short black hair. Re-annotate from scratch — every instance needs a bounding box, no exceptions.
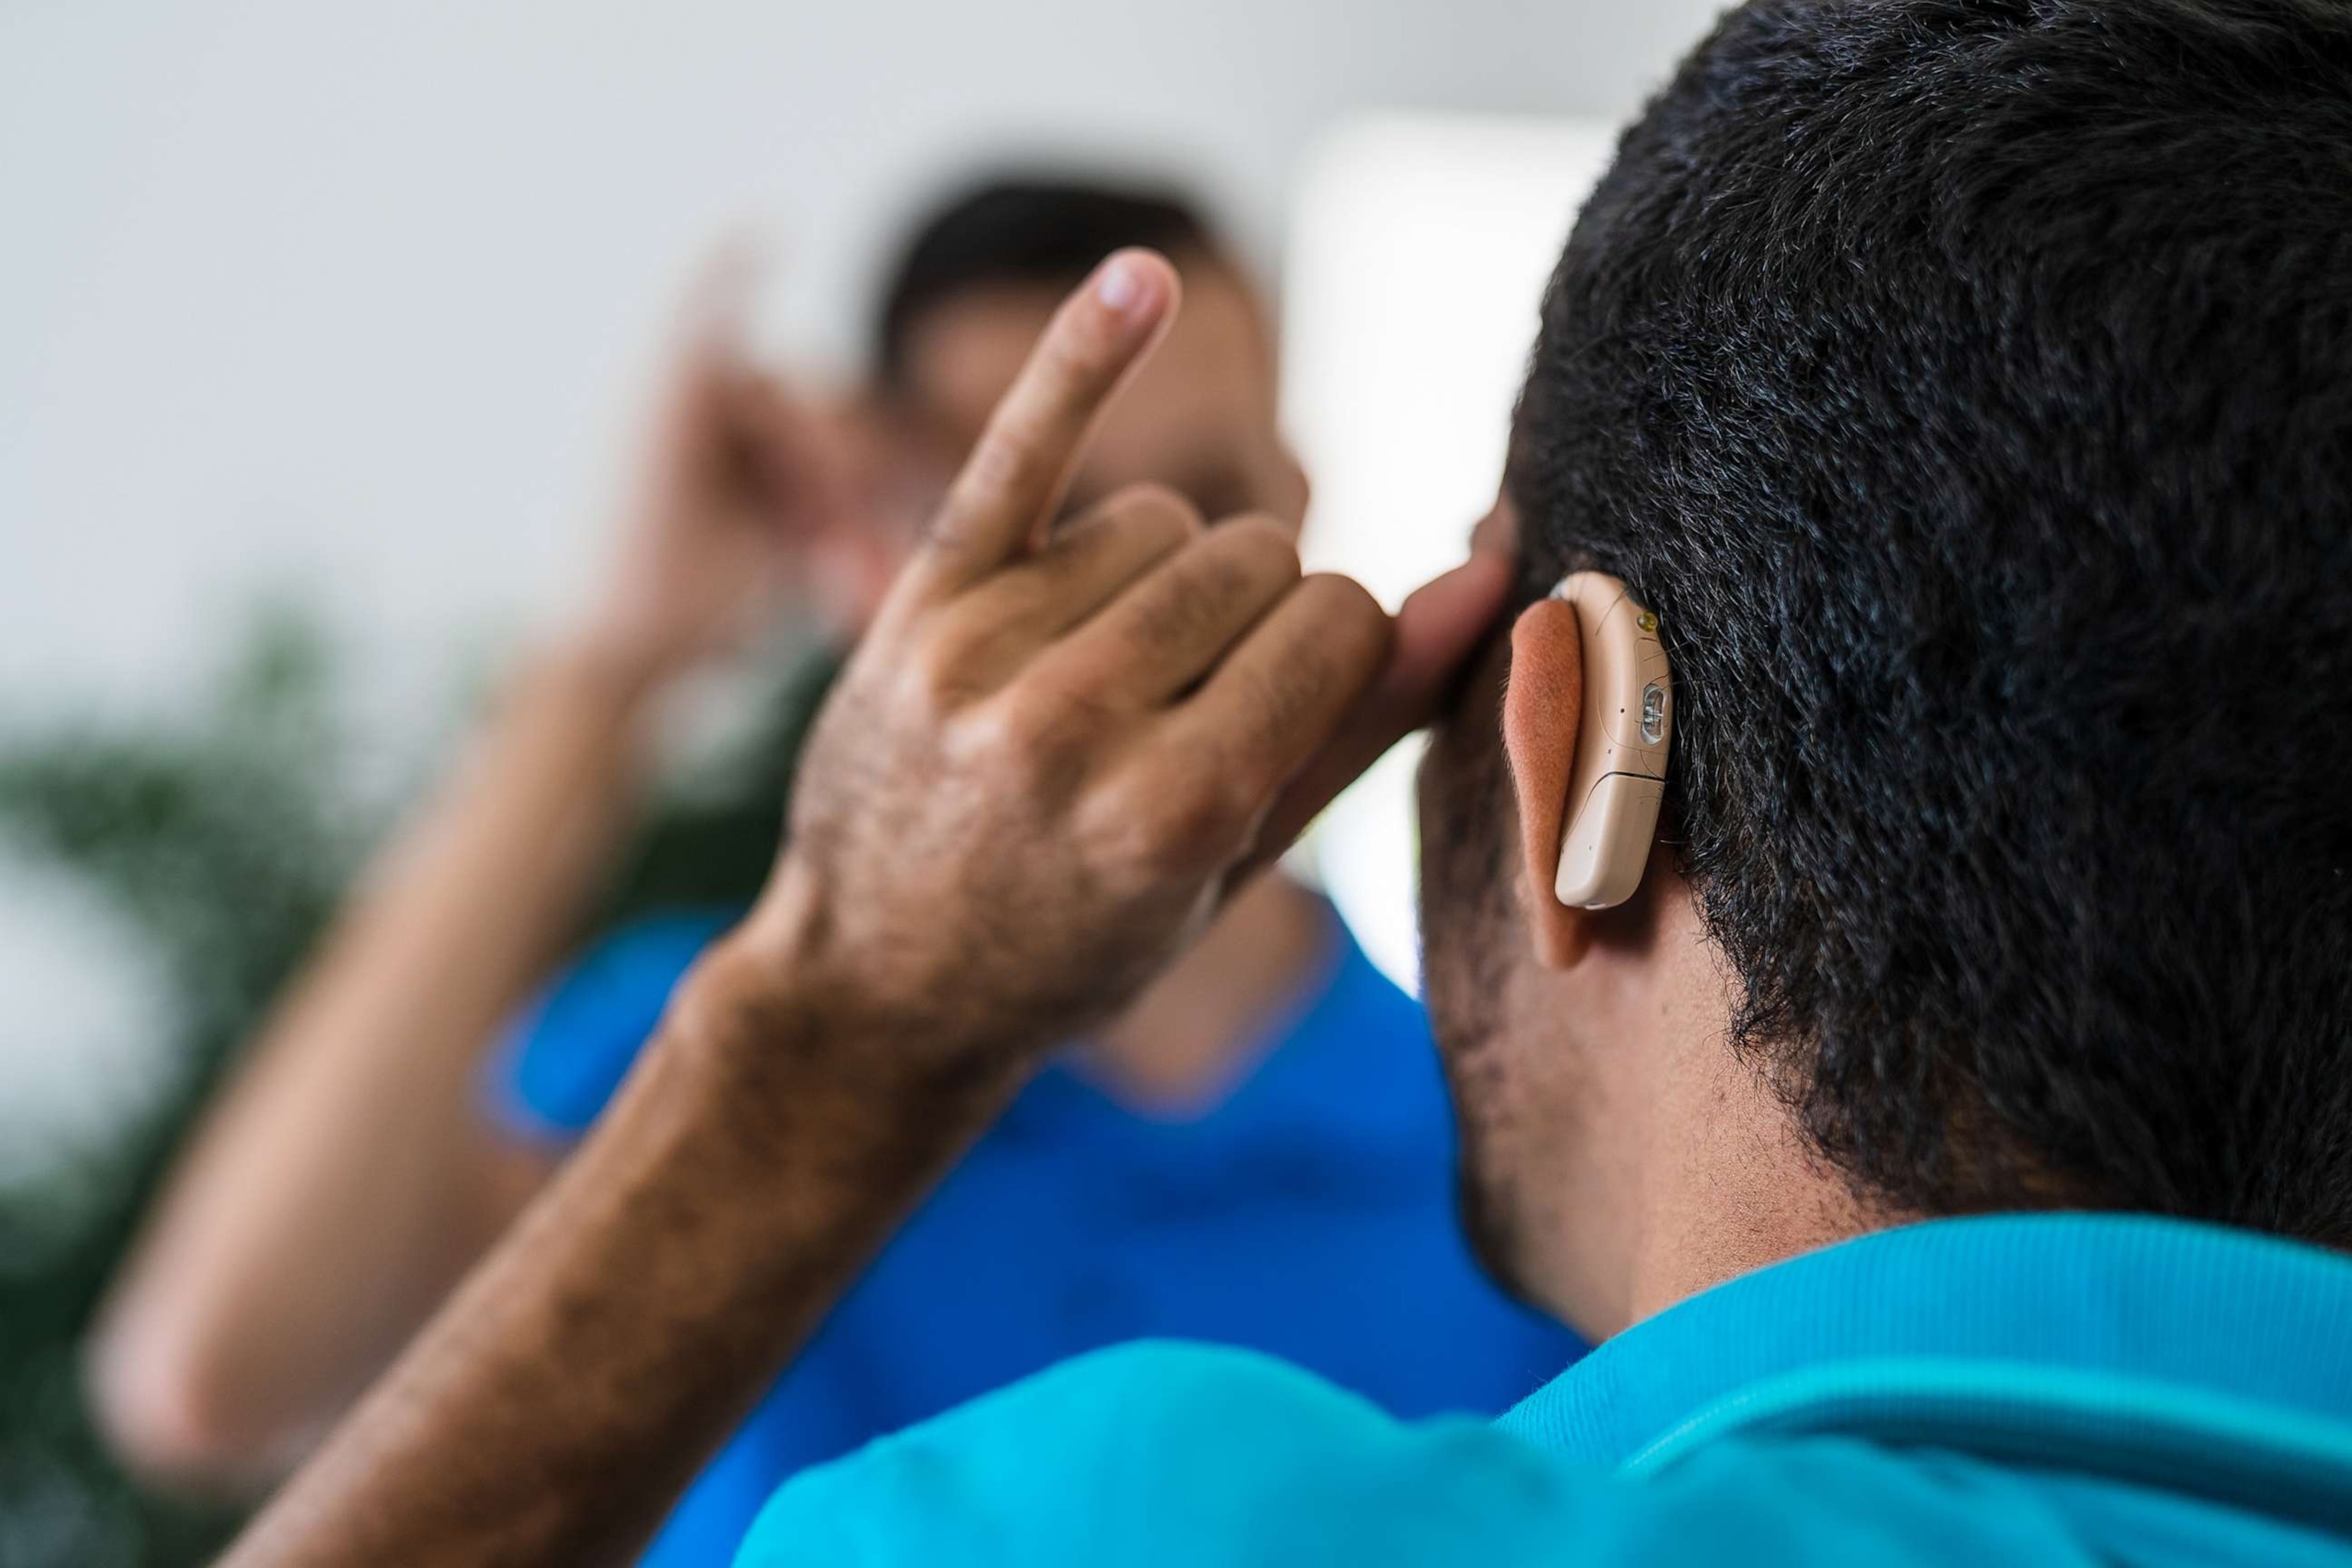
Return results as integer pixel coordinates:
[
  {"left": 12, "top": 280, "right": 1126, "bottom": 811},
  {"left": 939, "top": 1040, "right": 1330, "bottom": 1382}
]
[
  {"left": 1512, "top": 0, "right": 2352, "bottom": 1236},
  {"left": 874, "top": 175, "right": 1221, "bottom": 390}
]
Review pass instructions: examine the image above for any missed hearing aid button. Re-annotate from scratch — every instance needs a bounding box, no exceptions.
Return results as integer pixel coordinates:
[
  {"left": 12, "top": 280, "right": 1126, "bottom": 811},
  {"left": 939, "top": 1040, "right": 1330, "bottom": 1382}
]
[{"left": 1605, "top": 666, "right": 1670, "bottom": 753}]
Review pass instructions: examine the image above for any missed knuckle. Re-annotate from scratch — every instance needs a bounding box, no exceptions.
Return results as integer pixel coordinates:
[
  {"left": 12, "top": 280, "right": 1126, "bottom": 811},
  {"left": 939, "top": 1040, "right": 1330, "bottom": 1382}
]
[
  {"left": 1099, "top": 482, "right": 1204, "bottom": 547},
  {"left": 920, "top": 615, "right": 1022, "bottom": 693},
  {"left": 1145, "top": 518, "right": 1297, "bottom": 630},
  {"left": 948, "top": 699, "right": 1044, "bottom": 785},
  {"left": 1102, "top": 481, "right": 1197, "bottom": 528},
  {"left": 1216, "top": 715, "right": 1301, "bottom": 812},
  {"left": 1226, "top": 661, "right": 1301, "bottom": 747},
  {"left": 906, "top": 634, "right": 982, "bottom": 713},
  {"left": 960, "top": 678, "right": 1112, "bottom": 775},
  {"left": 1217, "top": 514, "right": 1303, "bottom": 582},
  {"left": 1109, "top": 772, "right": 1247, "bottom": 875},
  {"left": 1298, "top": 573, "right": 1394, "bottom": 661},
  {"left": 1297, "top": 570, "right": 1384, "bottom": 626},
  {"left": 982, "top": 693, "right": 1063, "bottom": 763}
]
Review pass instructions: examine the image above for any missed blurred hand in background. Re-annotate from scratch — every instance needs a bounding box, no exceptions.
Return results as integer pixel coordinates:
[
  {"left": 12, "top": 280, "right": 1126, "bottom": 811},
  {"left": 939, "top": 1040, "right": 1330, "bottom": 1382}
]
[{"left": 586, "top": 256, "right": 920, "bottom": 688}]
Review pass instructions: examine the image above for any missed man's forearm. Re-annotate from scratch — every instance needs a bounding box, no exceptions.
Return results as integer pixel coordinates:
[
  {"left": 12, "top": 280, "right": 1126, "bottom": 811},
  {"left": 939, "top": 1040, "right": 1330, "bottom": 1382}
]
[
  {"left": 220, "top": 933, "right": 1018, "bottom": 1567},
  {"left": 93, "top": 639, "right": 666, "bottom": 1475}
]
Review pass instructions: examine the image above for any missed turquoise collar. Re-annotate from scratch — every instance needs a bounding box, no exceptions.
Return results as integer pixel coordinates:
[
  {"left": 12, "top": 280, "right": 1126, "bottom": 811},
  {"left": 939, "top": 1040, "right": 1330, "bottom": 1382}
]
[{"left": 1500, "top": 1213, "right": 2352, "bottom": 1466}]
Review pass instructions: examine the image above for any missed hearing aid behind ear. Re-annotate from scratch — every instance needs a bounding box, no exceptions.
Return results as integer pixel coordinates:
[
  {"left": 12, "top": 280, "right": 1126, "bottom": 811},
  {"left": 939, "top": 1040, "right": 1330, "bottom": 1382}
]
[{"left": 1553, "top": 572, "right": 1671, "bottom": 910}]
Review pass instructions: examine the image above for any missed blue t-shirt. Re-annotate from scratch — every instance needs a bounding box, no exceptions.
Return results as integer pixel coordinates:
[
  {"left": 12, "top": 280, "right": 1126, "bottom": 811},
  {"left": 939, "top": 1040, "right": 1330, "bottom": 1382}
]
[
  {"left": 488, "top": 903, "right": 1580, "bottom": 1566},
  {"left": 739, "top": 1214, "right": 2352, "bottom": 1566}
]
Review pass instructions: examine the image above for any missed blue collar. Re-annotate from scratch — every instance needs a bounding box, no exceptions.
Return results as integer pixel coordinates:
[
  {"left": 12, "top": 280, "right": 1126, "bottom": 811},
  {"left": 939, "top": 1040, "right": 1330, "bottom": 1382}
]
[{"left": 1500, "top": 1213, "right": 2352, "bottom": 1466}]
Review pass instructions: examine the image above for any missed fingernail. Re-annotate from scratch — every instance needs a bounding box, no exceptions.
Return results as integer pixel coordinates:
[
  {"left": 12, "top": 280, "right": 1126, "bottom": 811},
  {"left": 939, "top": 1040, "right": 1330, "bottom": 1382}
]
[{"left": 1096, "top": 253, "right": 1147, "bottom": 315}]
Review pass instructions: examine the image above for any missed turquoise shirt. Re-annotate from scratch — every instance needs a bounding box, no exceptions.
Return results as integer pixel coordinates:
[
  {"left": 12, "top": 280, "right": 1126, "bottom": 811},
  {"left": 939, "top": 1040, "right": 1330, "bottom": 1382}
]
[{"left": 736, "top": 1214, "right": 2352, "bottom": 1564}]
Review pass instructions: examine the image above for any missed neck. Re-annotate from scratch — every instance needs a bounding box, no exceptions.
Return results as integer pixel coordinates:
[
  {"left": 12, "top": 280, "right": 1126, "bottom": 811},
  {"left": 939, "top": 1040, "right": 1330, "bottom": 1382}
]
[
  {"left": 1080, "top": 875, "right": 1332, "bottom": 1111},
  {"left": 1619, "top": 1043, "right": 1877, "bottom": 1325},
  {"left": 1558, "top": 885, "right": 1882, "bottom": 1334}
]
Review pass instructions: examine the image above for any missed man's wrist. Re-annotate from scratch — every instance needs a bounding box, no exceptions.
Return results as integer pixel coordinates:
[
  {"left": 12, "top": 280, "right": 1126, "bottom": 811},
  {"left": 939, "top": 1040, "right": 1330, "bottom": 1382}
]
[{"left": 658, "top": 903, "right": 1028, "bottom": 1168}]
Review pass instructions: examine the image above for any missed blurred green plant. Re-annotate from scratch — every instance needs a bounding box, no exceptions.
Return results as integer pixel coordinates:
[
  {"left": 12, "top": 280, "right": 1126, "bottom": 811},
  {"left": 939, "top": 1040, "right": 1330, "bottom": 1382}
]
[
  {"left": 0, "top": 609, "right": 836, "bottom": 1567},
  {"left": 0, "top": 607, "right": 359, "bottom": 1566}
]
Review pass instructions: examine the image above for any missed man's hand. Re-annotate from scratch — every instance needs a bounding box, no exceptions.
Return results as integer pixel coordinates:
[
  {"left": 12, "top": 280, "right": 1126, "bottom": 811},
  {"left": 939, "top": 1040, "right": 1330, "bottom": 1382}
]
[
  {"left": 584, "top": 253, "right": 905, "bottom": 684},
  {"left": 727, "top": 247, "right": 1511, "bottom": 1086},
  {"left": 217, "top": 247, "right": 1511, "bottom": 1568}
]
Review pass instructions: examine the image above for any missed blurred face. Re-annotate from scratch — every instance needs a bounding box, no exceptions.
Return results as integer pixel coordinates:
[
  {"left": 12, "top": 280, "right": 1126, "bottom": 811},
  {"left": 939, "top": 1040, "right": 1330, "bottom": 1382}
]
[{"left": 896, "top": 260, "right": 1308, "bottom": 532}]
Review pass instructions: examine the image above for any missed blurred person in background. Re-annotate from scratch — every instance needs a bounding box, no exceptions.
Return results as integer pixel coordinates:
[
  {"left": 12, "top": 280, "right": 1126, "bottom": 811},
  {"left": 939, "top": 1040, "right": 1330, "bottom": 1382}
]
[{"left": 87, "top": 177, "right": 1576, "bottom": 1563}]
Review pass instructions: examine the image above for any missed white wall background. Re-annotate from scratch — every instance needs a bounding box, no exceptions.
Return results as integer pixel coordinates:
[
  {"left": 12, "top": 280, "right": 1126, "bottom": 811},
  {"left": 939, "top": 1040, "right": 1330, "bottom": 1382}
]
[
  {"left": 1285, "top": 116, "right": 1622, "bottom": 990},
  {"left": 1, "top": 0, "right": 1720, "bottom": 721}
]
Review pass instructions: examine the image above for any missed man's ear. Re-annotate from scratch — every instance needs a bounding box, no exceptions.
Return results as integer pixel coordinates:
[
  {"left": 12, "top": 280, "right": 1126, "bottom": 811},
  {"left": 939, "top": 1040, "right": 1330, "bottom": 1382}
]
[{"left": 1504, "top": 597, "right": 1590, "bottom": 969}]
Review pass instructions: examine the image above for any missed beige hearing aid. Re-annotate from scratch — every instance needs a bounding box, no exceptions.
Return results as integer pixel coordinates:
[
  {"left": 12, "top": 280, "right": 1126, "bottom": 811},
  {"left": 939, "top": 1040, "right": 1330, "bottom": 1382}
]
[{"left": 1553, "top": 572, "right": 1672, "bottom": 910}]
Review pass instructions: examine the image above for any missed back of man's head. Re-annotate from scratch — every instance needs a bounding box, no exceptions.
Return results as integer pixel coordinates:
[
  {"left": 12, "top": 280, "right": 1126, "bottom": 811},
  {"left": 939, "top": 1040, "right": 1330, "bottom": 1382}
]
[{"left": 1512, "top": 0, "right": 2352, "bottom": 1238}]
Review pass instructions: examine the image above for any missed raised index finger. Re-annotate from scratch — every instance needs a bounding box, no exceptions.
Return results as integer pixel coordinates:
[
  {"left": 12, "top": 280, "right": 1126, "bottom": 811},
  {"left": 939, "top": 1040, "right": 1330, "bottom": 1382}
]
[{"left": 910, "top": 249, "right": 1178, "bottom": 597}]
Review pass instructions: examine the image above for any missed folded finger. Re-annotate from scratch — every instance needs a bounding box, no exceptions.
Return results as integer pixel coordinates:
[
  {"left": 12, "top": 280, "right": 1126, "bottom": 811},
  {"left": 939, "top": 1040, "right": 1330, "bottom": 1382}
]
[
  {"left": 952, "top": 485, "right": 1202, "bottom": 648},
  {"left": 1230, "top": 547, "right": 1514, "bottom": 884},
  {"left": 1158, "top": 573, "right": 1394, "bottom": 829},
  {"left": 1032, "top": 515, "right": 1301, "bottom": 707}
]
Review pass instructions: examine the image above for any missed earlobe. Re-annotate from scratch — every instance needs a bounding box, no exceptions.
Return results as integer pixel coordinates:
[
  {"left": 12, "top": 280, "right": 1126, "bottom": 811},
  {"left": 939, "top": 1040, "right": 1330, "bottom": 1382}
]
[{"left": 1504, "top": 598, "right": 1592, "bottom": 969}]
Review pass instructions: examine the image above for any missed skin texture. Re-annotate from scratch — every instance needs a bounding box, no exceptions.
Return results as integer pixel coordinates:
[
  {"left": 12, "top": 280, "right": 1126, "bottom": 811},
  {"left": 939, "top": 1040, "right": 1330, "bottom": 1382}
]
[
  {"left": 88, "top": 247, "right": 1330, "bottom": 1485},
  {"left": 214, "top": 250, "right": 1516, "bottom": 1565}
]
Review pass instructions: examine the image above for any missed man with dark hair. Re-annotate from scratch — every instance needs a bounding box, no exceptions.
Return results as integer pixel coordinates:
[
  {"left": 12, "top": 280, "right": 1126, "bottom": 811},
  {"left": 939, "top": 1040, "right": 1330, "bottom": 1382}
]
[
  {"left": 875, "top": 180, "right": 1218, "bottom": 394},
  {"left": 865, "top": 178, "right": 1308, "bottom": 531},
  {"left": 208, "top": 2, "right": 2352, "bottom": 1563},
  {"left": 93, "top": 176, "right": 1569, "bottom": 1566}
]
